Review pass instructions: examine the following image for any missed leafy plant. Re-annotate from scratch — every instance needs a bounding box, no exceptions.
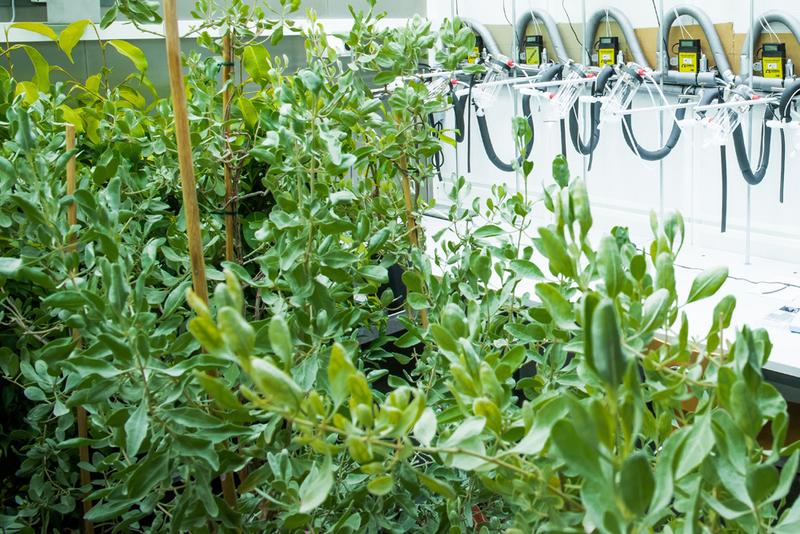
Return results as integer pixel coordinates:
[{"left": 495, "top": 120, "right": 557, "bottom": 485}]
[{"left": 0, "top": 1, "right": 797, "bottom": 532}]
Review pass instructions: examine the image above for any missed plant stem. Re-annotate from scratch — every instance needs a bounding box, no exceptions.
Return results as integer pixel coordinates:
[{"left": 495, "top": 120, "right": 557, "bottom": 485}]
[{"left": 163, "top": 0, "right": 237, "bottom": 512}]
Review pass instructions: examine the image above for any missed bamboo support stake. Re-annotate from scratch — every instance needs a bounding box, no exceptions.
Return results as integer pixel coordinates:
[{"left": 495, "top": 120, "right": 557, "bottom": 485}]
[
  {"left": 66, "top": 125, "right": 94, "bottom": 534},
  {"left": 163, "top": 0, "right": 238, "bottom": 508},
  {"left": 222, "top": 33, "right": 237, "bottom": 263},
  {"left": 399, "top": 156, "right": 428, "bottom": 328}
]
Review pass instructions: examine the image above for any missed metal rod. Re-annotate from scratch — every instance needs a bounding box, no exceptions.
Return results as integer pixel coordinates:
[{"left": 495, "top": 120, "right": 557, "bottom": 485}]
[
  {"left": 746, "top": 0, "right": 755, "bottom": 265},
  {"left": 694, "top": 96, "right": 777, "bottom": 112}
]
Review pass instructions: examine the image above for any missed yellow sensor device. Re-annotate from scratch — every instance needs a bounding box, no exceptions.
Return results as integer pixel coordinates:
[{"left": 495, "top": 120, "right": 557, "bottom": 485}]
[
  {"left": 597, "top": 36, "right": 619, "bottom": 68},
  {"left": 678, "top": 39, "right": 701, "bottom": 74},
  {"left": 522, "top": 35, "right": 544, "bottom": 66},
  {"left": 762, "top": 43, "right": 786, "bottom": 80}
]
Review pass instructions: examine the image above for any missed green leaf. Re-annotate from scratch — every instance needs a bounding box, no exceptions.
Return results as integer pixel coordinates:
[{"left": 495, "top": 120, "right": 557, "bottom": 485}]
[
  {"left": 367, "top": 475, "right": 394, "bottom": 496},
  {"left": 21, "top": 45, "right": 50, "bottom": 92},
  {"left": 597, "top": 236, "right": 624, "bottom": 297},
  {"left": 299, "top": 454, "right": 333, "bottom": 513},
  {"left": 173, "top": 434, "right": 219, "bottom": 470},
  {"left": 124, "top": 400, "right": 149, "bottom": 459},
  {"left": 108, "top": 40, "right": 148, "bottom": 72},
  {"left": 552, "top": 155, "right": 570, "bottom": 188},
  {"left": 194, "top": 371, "right": 244, "bottom": 411},
  {"left": 619, "top": 452, "right": 654, "bottom": 516},
  {"left": 407, "top": 292, "right": 429, "bottom": 311},
  {"left": 537, "top": 227, "right": 574, "bottom": 278},
  {"left": 11, "top": 22, "right": 58, "bottom": 41},
  {"left": 126, "top": 451, "right": 169, "bottom": 500},
  {"left": 431, "top": 324, "right": 458, "bottom": 358},
  {"left": 268, "top": 316, "right": 293, "bottom": 368},
  {"left": 413, "top": 407, "right": 437, "bottom": 447},
  {"left": 768, "top": 451, "right": 799, "bottom": 503},
  {"left": 0, "top": 257, "right": 22, "bottom": 277},
  {"left": 508, "top": 259, "right": 544, "bottom": 280},
  {"left": 589, "top": 299, "right": 627, "bottom": 387},
  {"left": 638, "top": 288, "right": 671, "bottom": 336},
  {"left": 249, "top": 357, "right": 303, "bottom": 410},
  {"left": 473, "top": 224, "right": 504, "bottom": 239},
  {"left": 328, "top": 343, "right": 355, "bottom": 406},
  {"left": 535, "top": 283, "right": 575, "bottom": 330},
  {"left": 687, "top": 267, "right": 728, "bottom": 304},
  {"left": 551, "top": 419, "right": 602, "bottom": 483},
  {"left": 242, "top": 45, "right": 270, "bottom": 85},
  {"left": 747, "top": 464, "right": 779, "bottom": 505},
  {"left": 59, "top": 20, "right": 90, "bottom": 62},
  {"left": 417, "top": 472, "right": 456, "bottom": 500}
]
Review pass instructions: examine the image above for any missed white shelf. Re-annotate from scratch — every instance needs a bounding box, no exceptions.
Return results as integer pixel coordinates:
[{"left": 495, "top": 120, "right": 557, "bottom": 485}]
[{"left": 0, "top": 17, "right": 410, "bottom": 43}]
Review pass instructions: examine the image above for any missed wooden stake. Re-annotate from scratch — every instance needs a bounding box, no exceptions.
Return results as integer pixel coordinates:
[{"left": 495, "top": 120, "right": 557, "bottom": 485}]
[
  {"left": 66, "top": 124, "right": 94, "bottom": 534},
  {"left": 163, "top": 0, "right": 238, "bottom": 509},
  {"left": 399, "top": 156, "right": 428, "bottom": 328},
  {"left": 222, "top": 33, "right": 237, "bottom": 263}
]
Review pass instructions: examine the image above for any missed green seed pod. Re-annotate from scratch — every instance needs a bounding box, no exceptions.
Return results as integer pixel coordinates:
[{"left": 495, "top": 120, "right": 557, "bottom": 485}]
[
  {"left": 218, "top": 307, "right": 255, "bottom": 358},
  {"left": 248, "top": 357, "right": 303, "bottom": 410},
  {"left": 450, "top": 362, "right": 478, "bottom": 397}
]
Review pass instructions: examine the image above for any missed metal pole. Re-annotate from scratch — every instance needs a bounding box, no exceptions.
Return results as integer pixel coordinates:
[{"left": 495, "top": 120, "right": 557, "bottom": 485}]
[
  {"left": 658, "top": 0, "right": 665, "bottom": 219},
  {"left": 581, "top": 0, "right": 588, "bottom": 182},
  {"left": 746, "top": 0, "right": 754, "bottom": 265},
  {"left": 512, "top": 0, "right": 521, "bottom": 193}
]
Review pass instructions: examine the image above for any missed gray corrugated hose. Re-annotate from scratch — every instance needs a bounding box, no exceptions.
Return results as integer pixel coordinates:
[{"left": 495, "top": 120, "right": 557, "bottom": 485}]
[
  {"left": 514, "top": 8, "right": 570, "bottom": 64},
  {"left": 739, "top": 11, "right": 800, "bottom": 90},
  {"left": 460, "top": 18, "right": 502, "bottom": 58},
  {"left": 584, "top": 7, "right": 650, "bottom": 68},
  {"left": 659, "top": 5, "right": 735, "bottom": 84}
]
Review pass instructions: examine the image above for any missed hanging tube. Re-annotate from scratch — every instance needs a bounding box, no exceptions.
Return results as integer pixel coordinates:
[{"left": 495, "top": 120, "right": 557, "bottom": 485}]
[
  {"left": 739, "top": 11, "right": 800, "bottom": 90},
  {"left": 659, "top": 5, "right": 735, "bottom": 84},
  {"left": 514, "top": 8, "right": 571, "bottom": 64},
  {"left": 584, "top": 7, "right": 650, "bottom": 68},
  {"left": 569, "top": 66, "right": 615, "bottom": 160},
  {"left": 461, "top": 18, "right": 502, "bottom": 58}
]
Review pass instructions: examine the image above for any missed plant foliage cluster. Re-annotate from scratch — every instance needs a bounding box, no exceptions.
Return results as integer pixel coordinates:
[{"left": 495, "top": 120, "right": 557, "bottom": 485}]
[{"left": 0, "top": 0, "right": 799, "bottom": 532}]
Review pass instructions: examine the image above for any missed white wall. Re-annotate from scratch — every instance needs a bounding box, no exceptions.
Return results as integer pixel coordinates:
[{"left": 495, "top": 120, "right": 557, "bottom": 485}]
[{"left": 429, "top": 0, "right": 800, "bottom": 266}]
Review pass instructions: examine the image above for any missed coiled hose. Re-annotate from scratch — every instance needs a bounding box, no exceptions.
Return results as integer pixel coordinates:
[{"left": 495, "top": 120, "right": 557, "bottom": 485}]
[
  {"left": 451, "top": 63, "right": 564, "bottom": 173},
  {"left": 568, "top": 66, "right": 615, "bottom": 170},
  {"left": 474, "top": 63, "right": 563, "bottom": 172},
  {"left": 777, "top": 79, "right": 800, "bottom": 202}
]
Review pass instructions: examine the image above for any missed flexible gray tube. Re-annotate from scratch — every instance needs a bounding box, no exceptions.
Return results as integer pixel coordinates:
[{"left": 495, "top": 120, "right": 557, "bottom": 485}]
[
  {"left": 659, "top": 5, "right": 735, "bottom": 83},
  {"left": 514, "top": 8, "right": 570, "bottom": 63},
  {"left": 663, "top": 71, "right": 720, "bottom": 86},
  {"left": 584, "top": 7, "right": 650, "bottom": 68},
  {"left": 461, "top": 18, "right": 502, "bottom": 58},
  {"left": 738, "top": 11, "right": 800, "bottom": 90}
]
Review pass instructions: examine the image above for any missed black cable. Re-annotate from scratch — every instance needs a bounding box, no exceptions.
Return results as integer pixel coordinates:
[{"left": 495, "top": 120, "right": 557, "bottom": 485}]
[
  {"left": 780, "top": 130, "right": 786, "bottom": 203},
  {"left": 560, "top": 119, "right": 567, "bottom": 160},
  {"left": 501, "top": 0, "right": 512, "bottom": 26},
  {"left": 651, "top": 0, "right": 660, "bottom": 27},
  {"left": 429, "top": 114, "right": 445, "bottom": 181},
  {"left": 467, "top": 74, "right": 475, "bottom": 173},
  {"left": 562, "top": 0, "right": 591, "bottom": 62},
  {"left": 720, "top": 145, "right": 728, "bottom": 233},
  {"left": 730, "top": 105, "right": 775, "bottom": 186}
]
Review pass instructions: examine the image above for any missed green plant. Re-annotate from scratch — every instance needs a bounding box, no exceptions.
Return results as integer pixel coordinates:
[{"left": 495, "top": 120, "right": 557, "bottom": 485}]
[
  {"left": 189, "top": 149, "right": 800, "bottom": 533},
  {"left": 0, "top": 1, "right": 798, "bottom": 532}
]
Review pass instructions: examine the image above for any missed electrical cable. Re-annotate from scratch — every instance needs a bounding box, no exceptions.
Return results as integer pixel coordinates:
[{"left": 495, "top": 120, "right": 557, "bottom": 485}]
[
  {"left": 720, "top": 145, "right": 728, "bottom": 233},
  {"left": 651, "top": 0, "right": 660, "bottom": 27},
  {"left": 562, "top": 0, "right": 591, "bottom": 62}
]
